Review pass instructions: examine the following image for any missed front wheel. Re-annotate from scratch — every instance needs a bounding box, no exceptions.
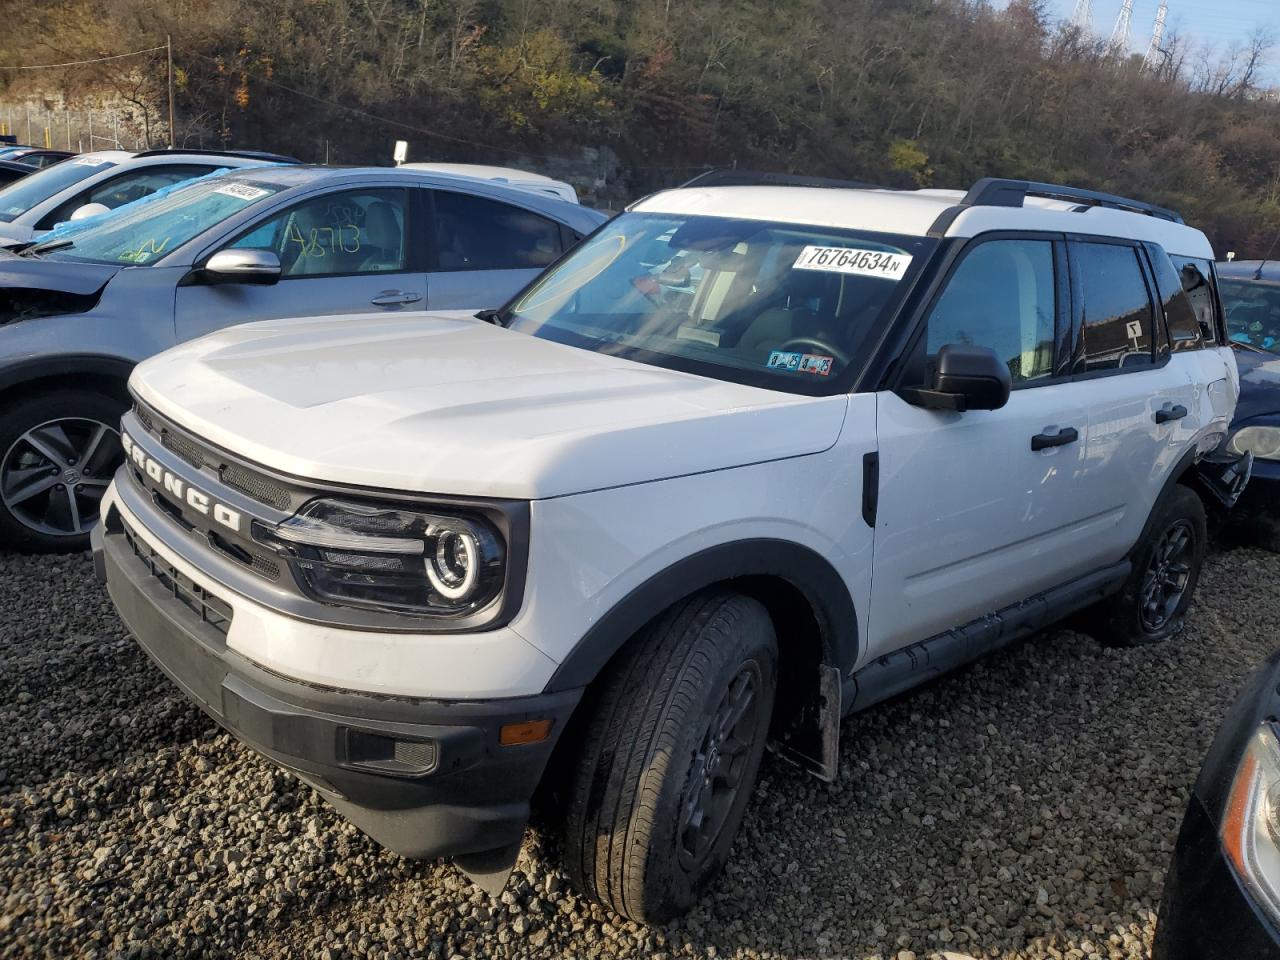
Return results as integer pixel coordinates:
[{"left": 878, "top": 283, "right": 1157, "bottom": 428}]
[
  {"left": 1088, "top": 484, "right": 1207, "bottom": 647},
  {"left": 563, "top": 592, "right": 777, "bottom": 923},
  {"left": 0, "top": 389, "right": 126, "bottom": 552}
]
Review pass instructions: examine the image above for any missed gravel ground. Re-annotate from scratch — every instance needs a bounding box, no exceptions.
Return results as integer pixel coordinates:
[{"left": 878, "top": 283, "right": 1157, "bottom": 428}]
[{"left": 1, "top": 545, "right": 1276, "bottom": 960}]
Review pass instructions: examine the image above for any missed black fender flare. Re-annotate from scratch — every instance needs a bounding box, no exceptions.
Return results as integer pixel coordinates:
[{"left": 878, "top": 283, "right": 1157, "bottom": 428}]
[
  {"left": 1129, "top": 443, "right": 1202, "bottom": 558},
  {"left": 542, "top": 538, "right": 859, "bottom": 693},
  {"left": 0, "top": 353, "right": 136, "bottom": 396}
]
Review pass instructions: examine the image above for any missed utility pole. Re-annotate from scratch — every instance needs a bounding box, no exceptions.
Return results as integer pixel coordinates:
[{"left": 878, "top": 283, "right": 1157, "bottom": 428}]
[
  {"left": 1110, "top": 0, "right": 1135, "bottom": 56},
  {"left": 1071, "top": 0, "right": 1093, "bottom": 33},
  {"left": 166, "top": 34, "right": 176, "bottom": 149},
  {"left": 1143, "top": 0, "right": 1170, "bottom": 71}
]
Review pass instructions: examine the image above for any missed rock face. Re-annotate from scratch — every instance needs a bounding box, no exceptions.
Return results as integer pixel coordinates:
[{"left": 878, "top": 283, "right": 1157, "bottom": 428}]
[{"left": 1, "top": 546, "right": 1275, "bottom": 959}]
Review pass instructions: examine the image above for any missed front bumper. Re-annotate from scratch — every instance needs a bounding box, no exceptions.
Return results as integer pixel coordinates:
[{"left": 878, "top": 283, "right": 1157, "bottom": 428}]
[
  {"left": 1233, "top": 456, "right": 1279, "bottom": 525},
  {"left": 1154, "top": 650, "right": 1280, "bottom": 959},
  {"left": 93, "top": 508, "right": 581, "bottom": 861}
]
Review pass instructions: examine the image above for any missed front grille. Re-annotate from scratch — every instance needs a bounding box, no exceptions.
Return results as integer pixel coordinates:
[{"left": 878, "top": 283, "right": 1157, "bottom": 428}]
[
  {"left": 132, "top": 400, "right": 294, "bottom": 512},
  {"left": 220, "top": 461, "right": 291, "bottom": 511},
  {"left": 161, "top": 430, "right": 207, "bottom": 470},
  {"left": 122, "top": 518, "right": 233, "bottom": 636}
]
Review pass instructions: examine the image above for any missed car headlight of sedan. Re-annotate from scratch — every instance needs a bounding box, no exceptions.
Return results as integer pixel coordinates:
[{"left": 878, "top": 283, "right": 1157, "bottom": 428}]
[
  {"left": 1227, "top": 425, "right": 1280, "bottom": 461},
  {"left": 1222, "top": 723, "right": 1280, "bottom": 924},
  {"left": 253, "top": 498, "right": 507, "bottom": 618}
]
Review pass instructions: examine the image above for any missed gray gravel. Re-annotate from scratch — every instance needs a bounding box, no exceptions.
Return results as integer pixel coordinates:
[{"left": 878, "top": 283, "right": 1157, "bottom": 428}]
[{"left": 1, "top": 545, "right": 1276, "bottom": 960}]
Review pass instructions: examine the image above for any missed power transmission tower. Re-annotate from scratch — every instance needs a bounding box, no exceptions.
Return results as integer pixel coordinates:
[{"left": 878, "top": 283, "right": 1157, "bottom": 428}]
[
  {"left": 1110, "top": 0, "right": 1135, "bottom": 54},
  {"left": 1071, "top": 0, "right": 1093, "bottom": 33},
  {"left": 1143, "top": 0, "right": 1170, "bottom": 70}
]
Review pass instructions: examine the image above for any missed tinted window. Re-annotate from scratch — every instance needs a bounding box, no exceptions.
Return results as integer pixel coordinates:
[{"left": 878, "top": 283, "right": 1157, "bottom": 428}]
[
  {"left": 230, "top": 189, "right": 408, "bottom": 278},
  {"left": 1075, "top": 242, "right": 1154, "bottom": 372},
  {"left": 39, "top": 164, "right": 214, "bottom": 229},
  {"left": 433, "top": 191, "right": 562, "bottom": 271},
  {"left": 1172, "top": 256, "right": 1220, "bottom": 344},
  {"left": 925, "top": 239, "right": 1057, "bottom": 384},
  {"left": 1220, "top": 276, "right": 1280, "bottom": 352},
  {"left": 1147, "top": 247, "right": 1202, "bottom": 350}
]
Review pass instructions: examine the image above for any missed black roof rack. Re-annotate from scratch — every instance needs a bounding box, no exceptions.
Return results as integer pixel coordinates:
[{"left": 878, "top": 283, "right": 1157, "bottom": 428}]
[
  {"left": 679, "top": 168, "right": 886, "bottom": 191},
  {"left": 960, "top": 177, "right": 1183, "bottom": 224},
  {"left": 134, "top": 148, "right": 299, "bottom": 164}
]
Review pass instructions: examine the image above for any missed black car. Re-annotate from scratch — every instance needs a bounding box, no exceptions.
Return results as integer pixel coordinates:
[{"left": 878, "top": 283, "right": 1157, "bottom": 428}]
[
  {"left": 1155, "top": 648, "right": 1280, "bottom": 959},
  {"left": 1218, "top": 260, "right": 1280, "bottom": 549},
  {"left": 0, "top": 160, "right": 34, "bottom": 188},
  {"left": 0, "top": 146, "right": 74, "bottom": 169}
]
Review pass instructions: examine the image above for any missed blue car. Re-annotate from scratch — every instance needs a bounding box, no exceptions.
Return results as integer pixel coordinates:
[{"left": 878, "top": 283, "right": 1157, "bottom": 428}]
[{"left": 1217, "top": 260, "right": 1280, "bottom": 549}]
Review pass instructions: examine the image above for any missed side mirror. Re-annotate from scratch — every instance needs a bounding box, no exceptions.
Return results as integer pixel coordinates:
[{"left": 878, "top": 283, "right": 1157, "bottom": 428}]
[
  {"left": 201, "top": 249, "right": 281, "bottom": 286},
  {"left": 907, "top": 343, "right": 1012, "bottom": 412},
  {"left": 70, "top": 202, "right": 111, "bottom": 222}
]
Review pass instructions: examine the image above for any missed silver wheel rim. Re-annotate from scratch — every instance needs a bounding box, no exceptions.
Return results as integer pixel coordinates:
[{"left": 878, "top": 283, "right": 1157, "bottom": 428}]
[{"left": 1, "top": 416, "right": 120, "bottom": 537}]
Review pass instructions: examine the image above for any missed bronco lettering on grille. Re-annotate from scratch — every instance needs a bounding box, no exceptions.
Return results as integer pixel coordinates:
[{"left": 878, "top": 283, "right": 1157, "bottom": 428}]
[{"left": 121, "top": 432, "right": 243, "bottom": 533}]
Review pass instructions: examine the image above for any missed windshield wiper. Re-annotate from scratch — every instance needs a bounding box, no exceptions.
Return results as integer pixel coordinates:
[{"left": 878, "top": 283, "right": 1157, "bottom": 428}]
[{"left": 24, "top": 238, "right": 74, "bottom": 257}]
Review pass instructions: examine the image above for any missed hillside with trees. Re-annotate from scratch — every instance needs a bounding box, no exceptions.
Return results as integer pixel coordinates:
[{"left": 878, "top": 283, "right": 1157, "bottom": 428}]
[{"left": 3, "top": 0, "right": 1279, "bottom": 255}]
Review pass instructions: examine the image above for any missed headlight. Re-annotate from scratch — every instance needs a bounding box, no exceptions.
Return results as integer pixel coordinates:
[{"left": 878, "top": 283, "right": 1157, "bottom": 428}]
[
  {"left": 1228, "top": 425, "right": 1280, "bottom": 461},
  {"left": 253, "top": 498, "right": 506, "bottom": 618},
  {"left": 1222, "top": 723, "right": 1280, "bottom": 924}
]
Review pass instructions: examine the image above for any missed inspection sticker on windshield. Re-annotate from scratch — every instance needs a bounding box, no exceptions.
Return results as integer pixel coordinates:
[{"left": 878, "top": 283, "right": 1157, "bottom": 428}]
[
  {"left": 767, "top": 351, "right": 834, "bottom": 376},
  {"left": 215, "top": 183, "right": 269, "bottom": 201},
  {"left": 793, "top": 245, "right": 911, "bottom": 280},
  {"left": 72, "top": 156, "right": 113, "bottom": 166}
]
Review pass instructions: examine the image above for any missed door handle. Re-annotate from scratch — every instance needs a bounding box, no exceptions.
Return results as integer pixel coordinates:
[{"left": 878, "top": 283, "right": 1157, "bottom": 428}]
[
  {"left": 1154, "top": 404, "right": 1188, "bottom": 424},
  {"left": 370, "top": 290, "right": 423, "bottom": 306},
  {"left": 1031, "top": 427, "right": 1079, "bottom": 451}
]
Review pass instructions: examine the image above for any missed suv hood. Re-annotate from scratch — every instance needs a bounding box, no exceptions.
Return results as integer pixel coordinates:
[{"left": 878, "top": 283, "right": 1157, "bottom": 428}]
[{"left": 132, "top": 313, "right": 849, "bottom": 500}]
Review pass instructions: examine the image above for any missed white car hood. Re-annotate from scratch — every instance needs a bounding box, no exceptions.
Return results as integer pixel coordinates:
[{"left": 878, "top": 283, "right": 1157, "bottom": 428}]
[{"left": 131, "top": 313, "right": 849, "bottom": 500}]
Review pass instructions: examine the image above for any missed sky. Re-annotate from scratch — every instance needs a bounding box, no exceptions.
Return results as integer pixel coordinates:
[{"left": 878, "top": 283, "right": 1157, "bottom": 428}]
[{"left": 1001, "top": 0, "right": 1280, "bottom": 82}]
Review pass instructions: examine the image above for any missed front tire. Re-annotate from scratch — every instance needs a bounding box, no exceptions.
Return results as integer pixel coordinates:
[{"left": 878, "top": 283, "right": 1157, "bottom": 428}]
[
  {"left": 0, "top": 388, "right": 126, "bottom": 553},
  {"left": 564, "top": 592, "right": 777, "bottom": 923},
  {"left": 1088, "top": 484, "right": 1207, "bottom": 647}
]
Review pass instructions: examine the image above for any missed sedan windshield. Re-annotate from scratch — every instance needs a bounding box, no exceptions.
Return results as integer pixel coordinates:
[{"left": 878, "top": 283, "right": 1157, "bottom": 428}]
[
  {"left": 32, "top": 177, "right": 286, "bottom": 266},
  {"left": 505, "top": 212, "right": 935, "bottom": 393},
  {"left": 1221, "top": 278, "right": 1280, "bottom": 353},
  {"left": 0, "top": 155, "right": 119, "bottom": 222}
]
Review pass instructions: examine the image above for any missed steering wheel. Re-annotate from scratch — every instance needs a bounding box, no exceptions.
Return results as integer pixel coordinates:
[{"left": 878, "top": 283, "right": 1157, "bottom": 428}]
[{"left": 777, "top": 337, "right": 850, "bottom": 369}]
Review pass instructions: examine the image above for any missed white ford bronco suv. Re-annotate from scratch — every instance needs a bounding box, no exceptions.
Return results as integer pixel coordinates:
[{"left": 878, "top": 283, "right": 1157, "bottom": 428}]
[{"left": 94, "top": 172, "right": 1252, "bottom": 922}]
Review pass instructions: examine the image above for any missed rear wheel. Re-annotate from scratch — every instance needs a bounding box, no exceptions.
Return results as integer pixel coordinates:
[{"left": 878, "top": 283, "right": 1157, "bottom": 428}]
[
  {"left": 1088, "top": 484, "right": 1207, "bottom": 646},
  {"left": 0, "top": 389, "right": 126, "bottom": 552},
  {"left": 563, "top": 592, "right": 777, "bottom": 923}
]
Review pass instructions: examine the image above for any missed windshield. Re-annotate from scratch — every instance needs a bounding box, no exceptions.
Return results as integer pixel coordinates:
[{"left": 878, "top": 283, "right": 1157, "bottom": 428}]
[
  {"left": 1221, "top": 277, "right": 1280, "bottom": 353},
  {"left": 505, "top": 212, "right": 934, "bottom": 392},
  {"left": 0, "top": 155, "right": 118, "bottom": 222},
  {"left": 33, "top": 176, "right": 286, "bottom": 265}
]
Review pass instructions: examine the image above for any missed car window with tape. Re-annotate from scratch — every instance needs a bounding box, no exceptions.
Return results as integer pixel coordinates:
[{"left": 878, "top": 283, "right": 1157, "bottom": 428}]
[
  {"left": 505, "top": 212, "right": 935, "bottom": 393},
  {"left": 25, "top": 174, "right": 286, "bottom": 266}
]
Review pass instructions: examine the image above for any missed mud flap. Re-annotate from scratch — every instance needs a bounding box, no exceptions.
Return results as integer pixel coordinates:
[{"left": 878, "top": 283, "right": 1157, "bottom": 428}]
[
  {"left": 769, "top": 664, "right": 842, "bottom": 782},
  {"left": 1196, "top": 450, "right": 1253, "bottom": 509},
  {"left": 454, "top": 840, "right": 522, "bottom": 897}
]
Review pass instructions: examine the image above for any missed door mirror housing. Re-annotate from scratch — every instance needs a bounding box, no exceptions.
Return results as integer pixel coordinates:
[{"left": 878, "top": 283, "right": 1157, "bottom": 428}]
[
  {"left": 906, "top": 343, "right": 1012, "bottom": 412},
  {"left": 69, "top": 202, "right": 111, "bottom": 222},
  {"left": 201, "top": 249, "right": 282, "bottom": 286}
]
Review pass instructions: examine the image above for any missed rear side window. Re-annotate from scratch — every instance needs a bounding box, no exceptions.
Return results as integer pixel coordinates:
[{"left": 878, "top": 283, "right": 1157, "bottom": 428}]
[
  {"left": 924, "top": 238, "right": 1057, "bottom": 385},
  {"left": 1171, "top": 256, "right": 1221, "bottom": 344},
  {"left": 1146, "top": 245, "right": 1202, "bottom": 350},
  {"left": 1074, "top": 241, "right": 1155, "bottom": 372},
  {"left": 432, "top": 191, "right": 563, "bottom": 271}
]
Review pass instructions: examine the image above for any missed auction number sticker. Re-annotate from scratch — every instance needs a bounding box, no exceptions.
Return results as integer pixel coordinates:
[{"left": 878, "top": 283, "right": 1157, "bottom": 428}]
[
  {"left": 793, "top": 245, "right": 911, "bottom": 280},
  {"left": 215, "top": 183, "right": 269, "bottom": 201}
]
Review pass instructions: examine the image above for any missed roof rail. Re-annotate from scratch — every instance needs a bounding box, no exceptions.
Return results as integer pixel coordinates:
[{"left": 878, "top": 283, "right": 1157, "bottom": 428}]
[
  {"left": 134, "top": 148, "right": 300, "bottom": 164},
  {"left": 961, "top": 177, "right": 1183, "bottom": 224},
  {"left": 679, "top": 168, "right": 887, "bottom": 191}
]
